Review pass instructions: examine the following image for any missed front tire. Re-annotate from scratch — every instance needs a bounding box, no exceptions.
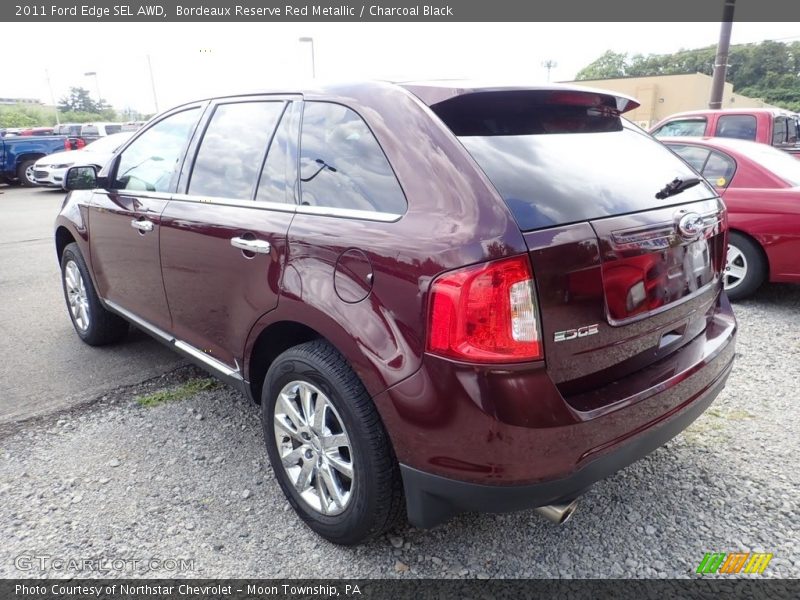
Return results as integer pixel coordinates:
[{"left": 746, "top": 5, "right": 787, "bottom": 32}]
[
  {"left": 262, "top": 340, "right": 404, "bottom": 545},
  {"left": 17, "top": 159, "right": 38, "bottom": 187},
  {"left": 60, "top": 243, "right": 129, "bottom": 345},
  {"left": 724, "top": 232, "right": 766, "bottom": 301}
]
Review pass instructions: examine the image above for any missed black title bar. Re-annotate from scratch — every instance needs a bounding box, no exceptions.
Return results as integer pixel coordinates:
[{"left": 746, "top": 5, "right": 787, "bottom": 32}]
[{"left": 4, "top": 0, "right": 800, "bottom": 22}]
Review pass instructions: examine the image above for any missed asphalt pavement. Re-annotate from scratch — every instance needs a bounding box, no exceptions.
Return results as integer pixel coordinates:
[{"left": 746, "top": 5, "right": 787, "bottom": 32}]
[{"left": 0, "top": 184, "right": 185, "bottom": 425}]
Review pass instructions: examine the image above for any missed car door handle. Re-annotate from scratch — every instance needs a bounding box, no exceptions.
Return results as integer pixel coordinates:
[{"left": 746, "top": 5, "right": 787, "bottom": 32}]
[
  {"left": 230, "top": 237, "right": 271, "bottom": 254},
  {"left": 131, "top": 219, "right": 154, "bottom": 232}
]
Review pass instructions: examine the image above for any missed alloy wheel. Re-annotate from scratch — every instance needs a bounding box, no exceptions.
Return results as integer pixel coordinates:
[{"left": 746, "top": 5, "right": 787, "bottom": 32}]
[
  {"left": 273, "top": 380, "right": 354, "bottom": 515},
  {"left": 64, "top": 260, "right": 90, "bottom": 331},
  {"left": 724, "top": 244, "right": 748, "bottom": 291}
]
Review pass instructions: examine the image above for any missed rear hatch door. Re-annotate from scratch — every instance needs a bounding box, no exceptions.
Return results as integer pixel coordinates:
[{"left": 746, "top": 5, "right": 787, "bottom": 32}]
[{"left": 428, "top": 88, "right": 726, "bottom": 409}]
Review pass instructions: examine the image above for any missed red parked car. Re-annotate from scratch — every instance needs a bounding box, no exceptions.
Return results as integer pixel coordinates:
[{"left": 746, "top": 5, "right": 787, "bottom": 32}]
[
  {"left": 662, "top": 136, "right": 800, "bottom": 299},
  {"left": 55, "top": 82, "right": 736, "bottom": 544}
]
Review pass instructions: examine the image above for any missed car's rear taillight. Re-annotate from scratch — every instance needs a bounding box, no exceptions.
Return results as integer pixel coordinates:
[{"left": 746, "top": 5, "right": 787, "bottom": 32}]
[
  {"left": 427, "top": 255, "right": 543, "bottom": 363},
  {"left": 63, "top": 139, "right": 71, "bottom": 150}
]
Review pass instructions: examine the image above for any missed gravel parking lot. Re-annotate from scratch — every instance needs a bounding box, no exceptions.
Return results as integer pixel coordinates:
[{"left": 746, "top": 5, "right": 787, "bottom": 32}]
[{"left": 1, "top": 284, "right": 798, "bottom": 579}]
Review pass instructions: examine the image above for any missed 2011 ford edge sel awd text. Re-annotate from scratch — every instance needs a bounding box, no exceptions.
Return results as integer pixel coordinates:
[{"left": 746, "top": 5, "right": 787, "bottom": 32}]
[{"left": 55, "top": 81, "right": 737, "bottom": 545}]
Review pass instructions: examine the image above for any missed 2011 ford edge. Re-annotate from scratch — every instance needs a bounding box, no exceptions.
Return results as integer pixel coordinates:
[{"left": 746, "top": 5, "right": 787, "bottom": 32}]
[{"left": 55, "top": 81, "right": 737, "bottom": 545}]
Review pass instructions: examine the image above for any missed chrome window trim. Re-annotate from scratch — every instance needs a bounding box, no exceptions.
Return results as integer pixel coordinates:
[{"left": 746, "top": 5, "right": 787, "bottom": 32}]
[
  {"left": 123, "top": 191, "right": 173, "bottom": 201},
  {"left": 295, "top": 204, "right": 402, "bottom": 223},
  {"left": 167, "top": 192, "right": 401, "bottom": 222},
  {"left": 169, "top": 193, "right": 297, "bottom": 213}
]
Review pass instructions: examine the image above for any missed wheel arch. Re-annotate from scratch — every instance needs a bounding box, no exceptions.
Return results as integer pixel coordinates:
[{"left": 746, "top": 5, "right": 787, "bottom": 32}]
[
  {"left": 15, "top": 152, "right": 46, "bottom": 167},
  {"left": 728, "top": 228, "right": 771, "bottom": 278},
  {"left": 245, "top": 320, "right": 325, "bottom": 404},
  {"left": 55, "top": 226, "right": 77, "bottom": 261}
]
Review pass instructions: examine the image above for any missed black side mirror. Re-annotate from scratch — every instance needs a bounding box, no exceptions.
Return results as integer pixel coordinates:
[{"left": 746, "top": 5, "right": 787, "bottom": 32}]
[{"left": 63, "top": 165, "right": 98, "bottom": 191}]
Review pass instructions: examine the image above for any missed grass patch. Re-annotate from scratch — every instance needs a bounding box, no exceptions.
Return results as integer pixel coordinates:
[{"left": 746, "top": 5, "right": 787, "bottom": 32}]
[{"left": 136, "top": 378, "right": 219, "bottom": 408}]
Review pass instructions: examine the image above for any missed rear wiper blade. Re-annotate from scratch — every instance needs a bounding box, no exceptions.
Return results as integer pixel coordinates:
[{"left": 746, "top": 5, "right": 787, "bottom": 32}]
[{"left": 655, "top": 177, "right": 702, "bottom": 200}]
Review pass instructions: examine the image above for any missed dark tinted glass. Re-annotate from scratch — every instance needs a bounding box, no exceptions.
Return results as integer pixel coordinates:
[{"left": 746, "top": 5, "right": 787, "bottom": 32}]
[
  {"left": 717, "top": 115, "right": 757, "bottom": 141},
  {"left": 105, "top": 124, "right": 122, "bottom": 135},
  {"left": 299, "top": 102, "right": 406, "bottom": 215},
  {"left": 257, "top": 103, "right": 297, "bottom": 204},
  {"left": 189, "top": 101, "right": 285, "bottom": 200},
  {"left": 455, "top": 120, "right": 714, "bottom": 230},
  {"left": 115, "top": 108, "right": 199, "bottom": 192}
]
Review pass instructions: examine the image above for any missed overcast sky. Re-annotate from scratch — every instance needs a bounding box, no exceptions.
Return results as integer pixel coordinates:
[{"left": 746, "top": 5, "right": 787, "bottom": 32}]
[{"left": 4, "top": 22, "right": 799, "bottom": 114}]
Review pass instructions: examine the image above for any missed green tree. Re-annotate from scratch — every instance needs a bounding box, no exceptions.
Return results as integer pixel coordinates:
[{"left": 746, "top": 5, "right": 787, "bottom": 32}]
[
  {"left": 58, "top": 87, "right": 102, "bottom": 113},
  {"left": 576, "top": 41, "right": 800, "bottom": 112},
  {"left": 575, "top": 50, "right": 629, "bottom": 80}
]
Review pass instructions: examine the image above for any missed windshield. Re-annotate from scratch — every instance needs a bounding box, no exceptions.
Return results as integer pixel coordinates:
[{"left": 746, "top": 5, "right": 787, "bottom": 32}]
[{"left": 435, "top": 93, "right": 715, "bottom": 231}]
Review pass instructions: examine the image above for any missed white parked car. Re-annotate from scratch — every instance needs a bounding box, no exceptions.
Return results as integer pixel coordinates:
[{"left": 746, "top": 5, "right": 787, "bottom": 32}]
[{"left": 33, "top": 132, "right": 133, "bottom": 188}]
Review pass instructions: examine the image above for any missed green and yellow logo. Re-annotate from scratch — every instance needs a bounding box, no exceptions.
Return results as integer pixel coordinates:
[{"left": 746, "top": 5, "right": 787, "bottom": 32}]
[{"left": 696, "top": 552, "right": 773, "bottom": 574}]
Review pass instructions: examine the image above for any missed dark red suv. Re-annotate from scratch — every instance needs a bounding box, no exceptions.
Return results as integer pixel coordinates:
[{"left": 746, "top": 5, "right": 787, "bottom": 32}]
[{"left": 55, "top": 81, "right": 736, "bottom": 545}]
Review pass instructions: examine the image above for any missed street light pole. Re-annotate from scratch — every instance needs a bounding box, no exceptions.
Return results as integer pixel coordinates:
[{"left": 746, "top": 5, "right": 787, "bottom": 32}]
[
  {"left": 541, "top": 59, "right": 558, "bottom": 83},
  {"left": 45, "top": 68, "right": 60, "bottom": 126},
  {"left": 299, "top": 37, "right": 316, "bottom": 78},
  {"left": 84, "top": 71, "right": 102, "bottom": 105}
]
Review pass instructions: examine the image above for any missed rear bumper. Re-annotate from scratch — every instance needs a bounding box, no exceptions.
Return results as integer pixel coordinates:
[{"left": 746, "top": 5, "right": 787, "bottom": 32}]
[
  {"left": 400, "top": 356, "right": 732, "bottom": 528},
  {"left": 374, "top": 293, "right": 736, "bottom": 528}
]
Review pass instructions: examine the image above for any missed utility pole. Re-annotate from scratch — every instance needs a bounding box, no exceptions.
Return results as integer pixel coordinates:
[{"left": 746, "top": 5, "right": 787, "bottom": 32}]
[
  {"left": 542, "top": 59, "right": 558, "bottom": 83},
  {"left": 45, "top": 68, "right": 60, "bottom": 125},
  {"left": 709, "top": 0, "right": 736, "bottom": 109}
]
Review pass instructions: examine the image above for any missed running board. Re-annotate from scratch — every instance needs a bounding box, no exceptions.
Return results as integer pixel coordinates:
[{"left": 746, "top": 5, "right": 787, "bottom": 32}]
[{"left": 103, "top": 299, "right": 244, "bottom": 389}]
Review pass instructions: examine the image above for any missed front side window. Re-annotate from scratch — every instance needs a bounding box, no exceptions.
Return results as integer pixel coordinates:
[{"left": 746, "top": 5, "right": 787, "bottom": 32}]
[
  {"left": 189, "top": 101, "right": 285, "bottom": 200},
  {"left": 652, "top": 119, "right": 707, "bottom": 138},
  {"left": 256, "top": 103, "right": 298, "bottom": 204},
  {"left": 114, "top": 108, "right": 199, "bottom": 192},
  {"left": 299, "top": 102, "right": 407, "bottom": 215},
  {"left": 717, "top": 115, "right": 757, "bottom": 141}
]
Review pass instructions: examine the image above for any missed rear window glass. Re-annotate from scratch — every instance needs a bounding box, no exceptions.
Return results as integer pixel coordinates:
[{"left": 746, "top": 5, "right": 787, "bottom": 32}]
[{"left": 435, "top": 92, "right": 715, "bottom": 231}]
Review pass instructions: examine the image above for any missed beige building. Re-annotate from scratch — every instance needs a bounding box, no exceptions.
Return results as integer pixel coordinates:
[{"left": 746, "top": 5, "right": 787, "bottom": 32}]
[{"left": 565, "top": 73, "right": 777, "bottom": 128}]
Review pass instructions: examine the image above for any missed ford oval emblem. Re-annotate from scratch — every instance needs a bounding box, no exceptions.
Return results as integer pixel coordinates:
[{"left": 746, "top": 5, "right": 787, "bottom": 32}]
[{"left": 677, "top": 212, "right": 704, "bottom": 239}]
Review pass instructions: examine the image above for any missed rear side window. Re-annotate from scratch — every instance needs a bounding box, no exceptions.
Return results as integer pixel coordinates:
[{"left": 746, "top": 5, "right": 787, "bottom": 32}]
[
  {"left": 652, "top": 118, "right": 707, "bottom": 138},
  {"left": 702, "top": 151, "right": 736, "bottom": 185},
  {"left": 81, "top": 125, "right": 98, "bottom": 136},
  {"left": 189, "top": 101, "right": 285, "bottom": 201},
  {"left": 299, "top": 102, "right": 406, "bottom": 215},
  {"left": 105, "top": 124, "right": 122, "bottom": 135},
  {"left": 435, "top": 92, "right": 714, "bottom": 231},
  {"left": 717, "top": 115, "right": 757, "bottom": 141},
  {"left": 670, "top": 144, "right": 710, "bottom": 172}
]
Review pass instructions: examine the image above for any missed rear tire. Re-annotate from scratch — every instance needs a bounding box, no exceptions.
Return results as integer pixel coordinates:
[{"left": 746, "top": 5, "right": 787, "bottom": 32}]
[
  {"left": 724, "top": 232, "right": 766, "bottom": 301},
  {"left": 261, "top": 340, "right": 404, "bottom": 545},
  {"left": 60, "top": 243, "right": 129, "bottom": 345},
  {"left": 17, "top": 159, "right": 38, "bottom": 187}
]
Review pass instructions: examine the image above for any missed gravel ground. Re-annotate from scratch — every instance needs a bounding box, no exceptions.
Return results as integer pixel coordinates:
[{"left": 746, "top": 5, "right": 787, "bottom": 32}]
[{"left": 1, "top": 284, "right": 798, "bottom": 579}]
